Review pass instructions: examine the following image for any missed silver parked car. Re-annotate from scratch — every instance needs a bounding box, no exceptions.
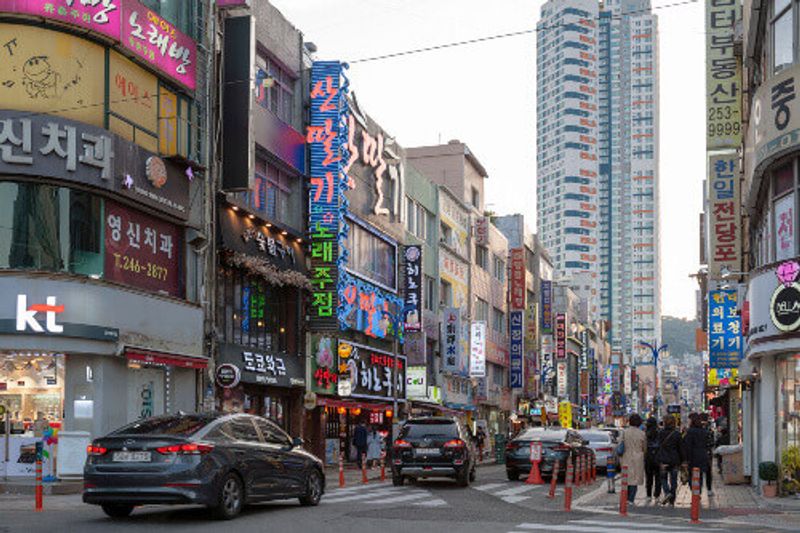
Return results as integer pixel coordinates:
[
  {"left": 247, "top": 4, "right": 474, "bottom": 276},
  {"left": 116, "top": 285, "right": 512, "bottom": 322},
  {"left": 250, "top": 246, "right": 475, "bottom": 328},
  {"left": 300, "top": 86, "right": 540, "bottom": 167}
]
[{"left": 578, "top": 429, "right": 618, "bottom": 472}]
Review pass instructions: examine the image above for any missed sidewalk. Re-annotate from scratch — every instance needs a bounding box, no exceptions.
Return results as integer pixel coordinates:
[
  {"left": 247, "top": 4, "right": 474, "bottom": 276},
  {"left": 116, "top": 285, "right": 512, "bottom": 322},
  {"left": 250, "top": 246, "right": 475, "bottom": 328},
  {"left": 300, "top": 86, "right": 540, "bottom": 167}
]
[{"left": 1, "top": 478, "right": 83, "bottom": 496}]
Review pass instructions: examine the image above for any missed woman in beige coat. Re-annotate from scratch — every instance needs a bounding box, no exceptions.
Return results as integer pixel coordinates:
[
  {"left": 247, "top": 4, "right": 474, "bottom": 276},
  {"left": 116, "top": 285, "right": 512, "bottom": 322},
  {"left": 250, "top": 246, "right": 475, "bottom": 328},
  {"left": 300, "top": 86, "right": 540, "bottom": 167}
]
[{"left": 620, "top": 413, "right": 646, "bottom": 504}]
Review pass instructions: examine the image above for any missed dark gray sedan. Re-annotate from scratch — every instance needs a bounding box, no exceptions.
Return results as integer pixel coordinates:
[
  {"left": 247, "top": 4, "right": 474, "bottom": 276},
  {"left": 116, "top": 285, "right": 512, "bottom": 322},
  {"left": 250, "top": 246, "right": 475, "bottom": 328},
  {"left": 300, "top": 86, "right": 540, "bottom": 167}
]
[{"left": 83, "top": 413, "right": 324, "bottom": 520}]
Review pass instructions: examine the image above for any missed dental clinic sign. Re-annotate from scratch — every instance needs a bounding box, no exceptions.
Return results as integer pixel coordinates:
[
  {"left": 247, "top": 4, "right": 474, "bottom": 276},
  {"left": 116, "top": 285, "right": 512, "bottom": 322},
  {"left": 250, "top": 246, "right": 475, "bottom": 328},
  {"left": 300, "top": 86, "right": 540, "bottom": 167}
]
[{"left": 0, "top": 294, "right": 119, "bottom": 341}]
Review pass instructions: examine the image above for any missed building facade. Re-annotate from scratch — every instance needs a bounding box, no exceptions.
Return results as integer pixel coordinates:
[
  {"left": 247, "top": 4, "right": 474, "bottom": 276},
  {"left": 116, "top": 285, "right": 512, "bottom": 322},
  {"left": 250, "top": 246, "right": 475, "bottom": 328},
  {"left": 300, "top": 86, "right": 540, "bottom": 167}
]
[
  {"left": 0, "top": 1, "right": 213, "bottom": 476},
  {"left": 536, "top": 0, "right": 662, "bottom": 360}
]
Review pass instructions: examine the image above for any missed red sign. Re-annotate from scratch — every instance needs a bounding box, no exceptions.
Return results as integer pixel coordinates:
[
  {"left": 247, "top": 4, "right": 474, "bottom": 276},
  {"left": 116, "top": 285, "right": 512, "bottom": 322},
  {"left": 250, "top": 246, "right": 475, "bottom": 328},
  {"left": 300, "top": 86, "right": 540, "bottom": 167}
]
[
  {"left": 556, "top": 314, "right": 566, "bottom": 360},
  {"left": 510, "top": 248, "right": 526, "bottom": 311},
  {"left": 104, "top": 200, "right": 182, "bottom": 297}
]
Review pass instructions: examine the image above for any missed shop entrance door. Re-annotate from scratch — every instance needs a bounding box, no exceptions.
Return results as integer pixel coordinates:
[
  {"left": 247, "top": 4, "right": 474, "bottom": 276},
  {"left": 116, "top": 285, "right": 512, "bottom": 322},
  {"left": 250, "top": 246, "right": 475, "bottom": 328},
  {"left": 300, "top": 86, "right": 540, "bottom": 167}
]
[{"left": 127, "top": 368, "right": 165, "bottom": 422}]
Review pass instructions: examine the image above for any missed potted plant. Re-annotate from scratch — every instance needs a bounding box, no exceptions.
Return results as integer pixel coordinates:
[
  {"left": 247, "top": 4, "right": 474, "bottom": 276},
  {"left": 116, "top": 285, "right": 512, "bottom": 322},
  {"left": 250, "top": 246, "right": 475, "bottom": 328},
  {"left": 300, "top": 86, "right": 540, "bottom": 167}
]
[
  {"left": 759, "top": 461, "right": 779, "bottom": 497},
  {"left": 781, "top": 446, "right": 800, "bottom": 496}
]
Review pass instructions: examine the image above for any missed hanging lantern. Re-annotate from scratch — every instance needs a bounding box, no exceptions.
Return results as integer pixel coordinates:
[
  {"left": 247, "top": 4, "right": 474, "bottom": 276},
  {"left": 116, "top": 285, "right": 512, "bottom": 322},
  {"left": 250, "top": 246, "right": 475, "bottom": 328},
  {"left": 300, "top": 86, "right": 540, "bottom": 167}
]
[
  {"left": 352, "top": 408, "right": 362, "bottom": 416},
  {"left": 337, "top": 406, "right": 346, "bottom": 415},
  {"left": 385, "top": 409, "right": 393, "bottom": 419}
]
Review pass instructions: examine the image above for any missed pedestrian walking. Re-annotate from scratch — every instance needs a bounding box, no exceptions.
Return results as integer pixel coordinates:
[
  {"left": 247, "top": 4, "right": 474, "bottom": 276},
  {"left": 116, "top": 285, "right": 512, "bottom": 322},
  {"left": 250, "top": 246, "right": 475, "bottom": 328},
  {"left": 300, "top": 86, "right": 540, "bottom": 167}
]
[
  {"left": 620, "top": 414, "right": 646, "bottom": 505},
  {"left": 682, "top": 413, "right": 711, "bottom": 495},
  {"left": 657, "top": 415, "right": 682, "bottom": 505},
  {"left": 353, "top": 420, "right": 368, "bottom": 468},
  {"left": 366, "top": 427, "right": 382, "bottom": 468},
  {"left": 476, "top": 427, "right": 486, "bottom": 462},
  {"left": 644, "top": 417, "right": 662, "bottom": 500},
  {"left": 701, "top": 413, "right": 715, "bottom": 496}
]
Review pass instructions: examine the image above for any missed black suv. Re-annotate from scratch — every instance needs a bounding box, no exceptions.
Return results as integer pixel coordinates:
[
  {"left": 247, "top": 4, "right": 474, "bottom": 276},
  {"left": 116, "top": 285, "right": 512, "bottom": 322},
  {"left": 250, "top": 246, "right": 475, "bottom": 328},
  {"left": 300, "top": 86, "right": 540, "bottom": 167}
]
[{"left": 391, "top": 417, "right": 476, "bottom": 487}]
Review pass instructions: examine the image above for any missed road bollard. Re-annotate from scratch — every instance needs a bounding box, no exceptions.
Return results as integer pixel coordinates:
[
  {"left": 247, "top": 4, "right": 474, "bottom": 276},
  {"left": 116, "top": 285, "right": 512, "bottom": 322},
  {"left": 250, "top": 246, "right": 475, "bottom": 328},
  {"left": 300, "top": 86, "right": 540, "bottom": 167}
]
[
  {"left": 339, "top": 451, "right": 346, "bottom": 488},
  {"left": 380, "top": 451, "right": 386, "bottom": 482},
  {"left": 619, "top": 464, "right": 628, "bottom": 516},
  {"left": 690, "top": 467, "right": 701, "bottom": 524},
  {"left": 362, "top": 453, "right": 368, "bottom": 484},
  {"left": 35, "top": 441, "right": 43, "bottom": 512},
  {"left": 547, "top": 460, "right": 560, "bottom": 498},
  {"left": 590, "top": 454, "right": 595, "bottom": 482},
  {"left": 564, "top": 458, "right": 573, "bottom": 512},
  {"left": 575, "top": 454, "right": 581, "bottom": 487},
  {"left": 526, "top": 442, "right": 544, "bottom": 484},
  {"left": 579, "top": 454, "right": 585, "bottom": 486},
  {"left": 606, "top": 456, "right": 616, "bottom": 494}
]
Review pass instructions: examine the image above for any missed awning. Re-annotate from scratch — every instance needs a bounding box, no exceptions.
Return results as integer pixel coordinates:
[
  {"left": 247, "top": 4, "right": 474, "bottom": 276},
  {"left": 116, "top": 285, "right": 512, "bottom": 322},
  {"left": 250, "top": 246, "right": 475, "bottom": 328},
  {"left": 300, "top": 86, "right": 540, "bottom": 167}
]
[
  {"left": 315, "top": 396, "right": 394, "bottom": 411},
  {"left": 125, "top": 348, "right": 208, "bottom": 369}
]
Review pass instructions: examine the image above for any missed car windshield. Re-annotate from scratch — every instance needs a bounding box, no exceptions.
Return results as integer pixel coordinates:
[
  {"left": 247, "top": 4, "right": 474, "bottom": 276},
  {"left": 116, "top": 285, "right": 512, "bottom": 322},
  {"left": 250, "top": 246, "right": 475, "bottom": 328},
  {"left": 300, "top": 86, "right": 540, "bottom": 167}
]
[
  {"left": 110, "top": 415, "right": 211, "bottom": 436},
  {"left": 399, "top": 422, "right": 458, "bottom": 439}
]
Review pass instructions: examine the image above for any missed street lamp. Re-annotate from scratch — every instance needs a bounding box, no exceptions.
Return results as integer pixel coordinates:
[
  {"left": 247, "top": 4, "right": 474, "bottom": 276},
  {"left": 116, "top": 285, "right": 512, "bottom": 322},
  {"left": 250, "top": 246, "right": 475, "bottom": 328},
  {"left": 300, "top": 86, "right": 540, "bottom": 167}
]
[{"left": 638, "top": 341, "right": 668, "bottom": 418}]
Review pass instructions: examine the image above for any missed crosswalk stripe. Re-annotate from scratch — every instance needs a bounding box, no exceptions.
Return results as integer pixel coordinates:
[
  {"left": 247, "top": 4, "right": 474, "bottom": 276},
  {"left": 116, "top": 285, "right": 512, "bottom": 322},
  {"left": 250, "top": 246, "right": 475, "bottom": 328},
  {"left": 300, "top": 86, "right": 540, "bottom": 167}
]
[
  {"left": 326, "top": 482, "right": 391, "bottom": 495},
  {"left": 501, "top": 495, "right": 532, "bottom": 504},
  {"left": 515, "top": 524, "right": 711, "bottom": 533},
  {"left": 368, "top": 491, "right": 431, "bottom": 504},
  {"left": 414, "top": 498, "right": 447, "bottom": 507},
  {"left": 473, "top": 482, "right": 508, "bottom": 492},
  {"left": 495, "top": 484, "right": 539, "bottom": 497},
  {"left": 322, "top": 487, "right": 406, "bottom": 503},
  {"left": 574, "top": 519, "right": 697, "bottom": 531}
]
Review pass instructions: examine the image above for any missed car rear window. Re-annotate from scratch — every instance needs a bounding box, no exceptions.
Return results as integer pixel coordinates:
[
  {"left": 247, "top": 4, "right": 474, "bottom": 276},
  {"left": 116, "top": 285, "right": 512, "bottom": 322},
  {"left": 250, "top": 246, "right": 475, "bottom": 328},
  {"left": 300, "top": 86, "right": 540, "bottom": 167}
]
[
  {"left": 399, "top": 422, "right": 458, "bottom": 439},
  {"left": 583, "top": 433, "right": 611, "bottom": 443},
  {"left": 111, "top": 415, "right": 210, "bottom": 436}
]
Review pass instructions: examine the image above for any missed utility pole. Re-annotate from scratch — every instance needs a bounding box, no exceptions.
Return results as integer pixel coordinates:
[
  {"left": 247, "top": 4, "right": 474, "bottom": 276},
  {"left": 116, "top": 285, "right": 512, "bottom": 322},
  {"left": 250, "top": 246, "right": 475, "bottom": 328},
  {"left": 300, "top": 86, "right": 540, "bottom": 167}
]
[{"left": 639, "top": 341, "right": 668, "bottom": 419}]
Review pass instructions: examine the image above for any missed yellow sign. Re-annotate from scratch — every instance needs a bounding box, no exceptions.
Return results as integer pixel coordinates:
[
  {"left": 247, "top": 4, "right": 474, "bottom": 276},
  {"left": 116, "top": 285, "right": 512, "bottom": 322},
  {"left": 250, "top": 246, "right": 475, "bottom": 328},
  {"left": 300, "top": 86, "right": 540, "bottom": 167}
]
[
  {"left": 158, "top": 87, "right": 179, "bottom": 156},
  {"left": 0, "top": 24, "right": 105, "bottom": 126},
  {"left": 558, "top": 400, "right": 573, "bottom": 429},
  {"left": 108, "top": 51, "right": 158, "bottom": 150}
]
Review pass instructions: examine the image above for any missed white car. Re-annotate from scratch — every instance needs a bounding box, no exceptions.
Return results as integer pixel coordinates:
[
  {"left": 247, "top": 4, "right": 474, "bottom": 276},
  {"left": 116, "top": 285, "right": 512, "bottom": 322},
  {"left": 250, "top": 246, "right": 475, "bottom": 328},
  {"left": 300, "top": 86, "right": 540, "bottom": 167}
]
[{"left": 579, "top": 429, "right": 619, "bottom": 472}]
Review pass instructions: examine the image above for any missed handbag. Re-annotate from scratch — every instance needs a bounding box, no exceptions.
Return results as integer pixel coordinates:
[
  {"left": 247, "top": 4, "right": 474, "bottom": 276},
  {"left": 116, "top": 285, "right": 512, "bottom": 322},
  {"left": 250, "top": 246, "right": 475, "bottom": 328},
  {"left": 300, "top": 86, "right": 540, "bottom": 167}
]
[{"left": 616, "top": 440, "right": 625, "bottom": 457}]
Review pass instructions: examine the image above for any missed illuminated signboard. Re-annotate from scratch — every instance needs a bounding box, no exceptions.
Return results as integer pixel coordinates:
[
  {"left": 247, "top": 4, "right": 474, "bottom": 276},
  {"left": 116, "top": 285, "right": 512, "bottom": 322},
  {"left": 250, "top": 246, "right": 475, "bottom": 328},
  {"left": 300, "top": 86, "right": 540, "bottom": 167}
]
[
  {"left": 540, "top": 280, "right": 552, "bottom": 333},
  {"left": 338, "top": 270, "right": 403, "bottom": 341},
  {"left": 403, "top": 245, "right": 422, "bottom": 332},
  {"left": 555, "top": 313, "right": 566, "bottom": 359},
  {"left": 469, "top": 321, "right": 486, "bottom": 378},
  {"left": 338, "top": 340, "right": 406, "bottom": 401},
  {"left": 308, "top": 61, "right": 348, "bottom": 330},
  {"left": 708, "top": 289, "right": 742, "bottom": 368},
  {"left": 707, "top": 153, "right": 741, "bottom": 278},
  {"left": 509, "top": 310, "right": 524, "bottom": 389},
  {"left": 310, "top": 335, "right": 338, "bottom": 395},
  {"left": 509, "top": 248, "right": 525, "bottom": 311},
  {"left": 0, "top": 0, "right": 122, "bottom": 41}
]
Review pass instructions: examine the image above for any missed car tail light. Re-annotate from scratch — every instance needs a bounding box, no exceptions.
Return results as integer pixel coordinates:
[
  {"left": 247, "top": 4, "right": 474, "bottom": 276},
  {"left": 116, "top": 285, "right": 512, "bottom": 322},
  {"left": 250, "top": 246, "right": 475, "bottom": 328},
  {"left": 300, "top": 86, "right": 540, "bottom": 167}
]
[
  {"left": 86, "top": 445, "right": 108, "bottom": 456},
  {"left": 443, "top": 439, "right": 465, "bottom": 449},
  {"left": 597, "top": 447, "right": 613, "bottom": 452},
  {"left": 156, "top": 443, "right": 215, "bottom": 455},
  {"left": 393, "top": 439, "right": 412, "bottom": 449},
  {"left": 552, "top": 445, "right": 571, "bottom": 452}
]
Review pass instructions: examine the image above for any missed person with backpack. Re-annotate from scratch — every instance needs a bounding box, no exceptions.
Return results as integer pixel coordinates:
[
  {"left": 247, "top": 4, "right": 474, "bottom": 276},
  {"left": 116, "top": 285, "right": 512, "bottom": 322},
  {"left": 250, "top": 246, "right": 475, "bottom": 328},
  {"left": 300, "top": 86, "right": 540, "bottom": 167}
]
[
  {"left": 657, "top": 414, "right": 682, "bottom": 505},
  {"left": 644, "top": 417, "right": 662, "bottom": 500},
  {"left": 682, "top": 413, "right": 711, "bottom": 495}
]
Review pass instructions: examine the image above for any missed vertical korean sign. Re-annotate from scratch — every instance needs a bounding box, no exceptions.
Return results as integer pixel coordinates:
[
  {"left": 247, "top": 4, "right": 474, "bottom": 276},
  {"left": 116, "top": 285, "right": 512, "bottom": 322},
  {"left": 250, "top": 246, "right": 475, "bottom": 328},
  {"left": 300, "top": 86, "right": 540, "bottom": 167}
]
[
  {"left": 469, "top": 321, "right": 486, "bottom": 378},
  {"left": 555, "top": 313, "right": 566, "bottom": 360},
  {"left": 509, "top": 248, "right": 526, "bottom": 311},
  {"left": 708, "top": 289, "right": 742, "bottom": 368},
  {"left": 706, "top": 0, "right": 741, "bottom": 149},
  {"left": 441, "top": 308, "right": 462, "bottom": 374},
  {"left": 403, "top": 245, "right": 422, "bottom": 332},
  {"left": 707, "top": 153, "right": 741, "bottom": 277},
  {"left": 308, "top": 62, "right": 346, "bottom": 330},
  {"left": 540, "top": 280, "right": 553, "bottom": 333},
  {"left": 509, "top": 311, "right": 524, "bottom": 389}
]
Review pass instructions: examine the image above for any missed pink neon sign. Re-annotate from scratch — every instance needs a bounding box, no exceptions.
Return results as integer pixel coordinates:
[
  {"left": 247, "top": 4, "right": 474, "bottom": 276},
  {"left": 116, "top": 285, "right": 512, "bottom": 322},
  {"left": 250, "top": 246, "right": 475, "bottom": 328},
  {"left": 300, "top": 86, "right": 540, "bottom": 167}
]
[
  {"left": 121, "top": 0, "right": 196, "bottom": 91},
  {"left": 0, "top": 0, "right": 122, "bottom": 41}
]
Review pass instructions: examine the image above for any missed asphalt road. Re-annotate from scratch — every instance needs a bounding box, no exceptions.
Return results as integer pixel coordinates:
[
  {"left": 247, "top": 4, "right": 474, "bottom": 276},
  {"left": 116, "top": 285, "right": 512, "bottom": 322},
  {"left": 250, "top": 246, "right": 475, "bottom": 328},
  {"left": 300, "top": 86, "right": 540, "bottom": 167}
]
[{"left": 0, "top": 465, "right": 790, "bottom": 533}]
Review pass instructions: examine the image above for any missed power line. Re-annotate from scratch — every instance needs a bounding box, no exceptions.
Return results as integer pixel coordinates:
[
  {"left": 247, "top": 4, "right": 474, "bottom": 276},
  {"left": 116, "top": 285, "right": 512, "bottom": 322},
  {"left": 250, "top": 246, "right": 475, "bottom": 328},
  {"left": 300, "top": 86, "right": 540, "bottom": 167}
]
[{"left": 348, "top": 0, "right": 699, "bottom": 64}]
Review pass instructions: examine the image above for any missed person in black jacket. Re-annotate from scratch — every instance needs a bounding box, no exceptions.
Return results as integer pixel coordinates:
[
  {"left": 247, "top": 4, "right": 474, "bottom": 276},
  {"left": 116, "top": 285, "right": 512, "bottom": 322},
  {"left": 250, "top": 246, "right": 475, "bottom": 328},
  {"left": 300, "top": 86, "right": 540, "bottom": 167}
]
[
  {"left": 701, "top": 413, "right": 715, "bottom": 496},
  {"left": 682, "top": 413, "right": 711, "bottom": 495},
  {"left": 657, "top": 415, "right": 682, "bottom": 505},
  {"left": 644, "top": 417, "right": 662, "bottom": 500}
]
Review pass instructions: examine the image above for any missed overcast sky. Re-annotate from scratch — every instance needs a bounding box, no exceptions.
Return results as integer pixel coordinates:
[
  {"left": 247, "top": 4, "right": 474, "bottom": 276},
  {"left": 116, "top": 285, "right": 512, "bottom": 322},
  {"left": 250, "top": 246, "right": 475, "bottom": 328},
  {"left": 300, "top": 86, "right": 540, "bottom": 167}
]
[{"left": 271, "top": 0, "right": 706, "bottom": 320}]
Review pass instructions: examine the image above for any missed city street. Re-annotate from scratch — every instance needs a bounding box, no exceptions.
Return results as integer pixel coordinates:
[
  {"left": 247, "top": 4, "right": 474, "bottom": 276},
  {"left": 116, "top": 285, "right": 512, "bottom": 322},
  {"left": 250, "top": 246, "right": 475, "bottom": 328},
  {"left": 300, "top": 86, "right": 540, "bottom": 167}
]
[{"left": 1, "top": 465, "right": 796, "bottom": 533}]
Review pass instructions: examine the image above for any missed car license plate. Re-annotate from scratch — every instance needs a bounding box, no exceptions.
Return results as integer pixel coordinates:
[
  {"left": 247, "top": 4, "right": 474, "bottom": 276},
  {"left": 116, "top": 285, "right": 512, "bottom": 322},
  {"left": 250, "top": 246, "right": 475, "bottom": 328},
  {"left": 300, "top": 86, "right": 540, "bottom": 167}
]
[
  {"left": 112, "top": 451, "right": 151, "bottom": 462},
  {"left": 414, "top": 448, "right": 440, "bottom": 456}
]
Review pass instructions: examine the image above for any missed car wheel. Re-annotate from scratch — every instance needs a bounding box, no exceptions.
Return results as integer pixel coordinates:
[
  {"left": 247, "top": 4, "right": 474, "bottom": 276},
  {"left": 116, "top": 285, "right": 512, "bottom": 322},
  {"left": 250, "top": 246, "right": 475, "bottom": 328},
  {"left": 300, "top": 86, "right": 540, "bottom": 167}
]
[
  {"left": 101, "top": 504, "right": 134, "bottom": 519},
  {"left": 457, "top": 467, "right": 470, "bottom": 487},
  {"left": 392, "top": 475, "right": 404, "bottom": 486},
  {"left": 211, "top": 472, "right": 244, "bottom": 520},
  {"left": 507, "top": 470, "right": 520, "bottom": 481},
  {"left": 299, "top": 469, "right": 323, "bottom": 506}
]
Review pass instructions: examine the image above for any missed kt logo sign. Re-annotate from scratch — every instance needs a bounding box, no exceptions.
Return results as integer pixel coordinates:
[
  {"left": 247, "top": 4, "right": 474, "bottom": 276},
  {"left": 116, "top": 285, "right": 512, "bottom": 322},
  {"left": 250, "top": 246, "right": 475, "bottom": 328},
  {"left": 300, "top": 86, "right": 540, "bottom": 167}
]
[{"left": 16, "top": 295, "right": 64, "bottom": 333}]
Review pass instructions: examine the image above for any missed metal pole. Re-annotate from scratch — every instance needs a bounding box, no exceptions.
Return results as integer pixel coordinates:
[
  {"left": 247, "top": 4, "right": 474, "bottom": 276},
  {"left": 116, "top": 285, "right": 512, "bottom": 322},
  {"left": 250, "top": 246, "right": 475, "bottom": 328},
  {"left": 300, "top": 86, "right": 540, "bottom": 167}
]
[{"left": 391, "top": 334, "right": 398, "bottom": 462}]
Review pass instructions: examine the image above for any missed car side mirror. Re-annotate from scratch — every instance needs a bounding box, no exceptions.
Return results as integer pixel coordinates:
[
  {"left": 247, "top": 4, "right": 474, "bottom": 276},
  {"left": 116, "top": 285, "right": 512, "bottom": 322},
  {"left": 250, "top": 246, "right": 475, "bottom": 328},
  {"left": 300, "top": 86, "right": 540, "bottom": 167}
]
[
  {"left": 582, "top": 439, "right": 589, "bottom": 446},
  {"left": 291, "top": 436, "right": 304, "bottom": 448}
]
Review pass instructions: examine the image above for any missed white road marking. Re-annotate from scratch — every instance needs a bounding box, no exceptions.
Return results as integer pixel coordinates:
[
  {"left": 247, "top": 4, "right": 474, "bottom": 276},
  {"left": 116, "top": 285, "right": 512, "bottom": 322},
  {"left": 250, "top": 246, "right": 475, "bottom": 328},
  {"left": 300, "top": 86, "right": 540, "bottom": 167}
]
[{"left": 473, "top": 482, "right": 509, "bottom": 492}]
